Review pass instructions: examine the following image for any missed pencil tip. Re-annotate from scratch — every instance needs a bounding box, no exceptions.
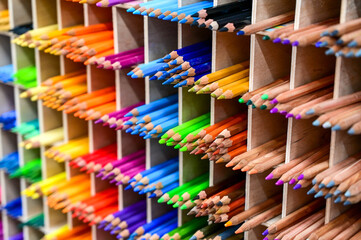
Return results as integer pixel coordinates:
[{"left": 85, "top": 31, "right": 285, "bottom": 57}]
[
  {"left": 333, "top": 190, "right": 341, "bottom": 196},
  {"left": 312, "top": 120, "right": 320, "bottom": 126},
  {"left": 265, "top": 173, "right": 273, "bottom": 180},
  {"left": 270, "top": 108, "right": 278, "bottom": 114},
  {"left": 292, "top": 41, "right": 299, "bottom": 47},
  {"left": 282, "top": 39, "right": 290, "bottom": 45},
  {"left": 348, "top": 128, "right": 355, "bottom": 135},
  {"left": 149, "top": 193, "right": 156, "bottom": 198},
  {"left": 344, "top": 201, "right": 351, "bottom": 206},
  {"left": 334, "top": 196, "right": 342, "bottom": 203},
  {"left": 305, "top": 109, "right": 315, "bottom": 115},
  {"left": 312, "top": 179, "right": 317, "bottom": 185},
  {"left": 293, "top": 183, "right": 302, "bottom": 190},
  {"left": 319, "top": 183, "right": 325, "bottom": 189},
  {"left": 289, "top": 178, "right": 296, "bottom": 185},
  {"left": 224, "top": 221, "right": 232, "bottom": 227},
  {"left": 139, "top": 132, "right": 146, "bottom": 137},
  {"left": 331, "top": 125, "right": 341, "bottom": 131},
  {"left": 238, "top": 98, "right": 245, "bottom": 103},
  {"left": 237, "top": 30, "right": 245, "bottom": 36},
  {"left": 262, "top": 229, "right": 269, "bottom": 236},
  {"left": 345, "top": 191, "right": 351, "bottom": 197},
  {"left": 330, "top": 30, "right": 338, "bottom": 36},
  {"left": 246, "top": 100, "right": 253, "bottom": 105},
  {"left": 324, "top": 193, "right": 332, "bottom": 199},
  {"left": 314, "top": 191, "right": 323, "bottom": 198},
  {"left": 218, "top": 27, "right": 228, "bottom": 32},
  {"left": 270, "top": 99, "right": 278, "bottom": 104},
  {"left": 275, "top": 180, "right": 284, "bottom": 186},
  {"left": 322, "top": 122, "right": 331, "bottom": 129},
  {"left": 286, "top": 113, "right": 293, "bottom": 118},
  {"left": 260, "top": 105, "right": 267, "bottom": 110},
  {"left": 273, "top": 38, "right": 281, "bottom": 43},
  {"left": 347, "top": 41, "right": 357, "bottom": 48}
]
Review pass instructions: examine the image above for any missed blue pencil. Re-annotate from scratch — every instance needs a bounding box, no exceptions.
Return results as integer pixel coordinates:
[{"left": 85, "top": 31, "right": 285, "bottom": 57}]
[
  {"left": 125, "top": 94, "right": 178, "bottom": 117},
  {"left": 149, "top": 181, "right": 179, "bottom": 198},
  {"left": 158, "top": 40, "right": 211, "bottom": 62},
  {"left": 140, "top": 171, "right": 179, "bottom": 194},
  {"left": 147, "top": 117, "right": 179, "bottom": 135},
  {"left": 128, "top": 158, "right": 179, "bottom": 183},
  {"left": 135, "top": 160, "right": 178, "bottom": 186},
  {"left": 137, "top": 103, "right": 179, "bottom": 124}
]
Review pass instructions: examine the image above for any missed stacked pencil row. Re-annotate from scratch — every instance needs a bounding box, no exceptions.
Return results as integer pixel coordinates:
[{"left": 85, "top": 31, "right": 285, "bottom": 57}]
[
  {"left": 0, "top": 10, "right": 10, "bottom": 32},
  {"left": 13, "top": 23, "right": 144, "bottom": 69},
  {"left": 306, "top": 151, "right": 361, "bottom": 206},
  {"left": 188, "top": 176, "right": 245, "bottom": 224}
]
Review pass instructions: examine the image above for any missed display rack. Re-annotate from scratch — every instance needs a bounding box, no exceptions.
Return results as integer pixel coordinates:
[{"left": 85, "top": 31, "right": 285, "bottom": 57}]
[{"left": 0, "top": 0, "right": 360, "bottom": 240}]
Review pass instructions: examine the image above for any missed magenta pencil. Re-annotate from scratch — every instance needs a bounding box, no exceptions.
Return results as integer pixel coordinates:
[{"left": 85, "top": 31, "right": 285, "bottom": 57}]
[
  {"left": 110, "top": 54, "right": 145, "bottom": 70},
  {"left": 103, "top": 47, "right": 144, "bottom": 61},
  {"left": 101, "top": 51, "right": 145, "bottom": 68},
  {"left": 95, "top": 101, "right": 145, "bottom": 124}
]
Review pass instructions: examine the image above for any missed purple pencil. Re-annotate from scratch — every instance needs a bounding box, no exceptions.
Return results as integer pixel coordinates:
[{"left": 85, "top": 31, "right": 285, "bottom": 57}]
[
  {"left": 101, "top": 200, "right": 146, "bottom": 230},
  {"left": 100, "top": 51, "right": 145, "bottom": 69},
  {"left": 110, "top": 165, "right": 145, "bottom": 185},
  {"left": 102, "top": 149, "right": 145, "bottom": 172},
  {"left": 110, "top": 54, "right": 145, "bottom": 70},
  {"left": 96, "top": 0, "right": 136, "bottom": 7},
  {"left": 103, "top": 156, "right": 145, "bottom": 180},
  {"left": 95, "top": 101, "right": 145, "bottom": 124},
  {"left": 96, "top": 47, "right": 144, "bottom": 64}
]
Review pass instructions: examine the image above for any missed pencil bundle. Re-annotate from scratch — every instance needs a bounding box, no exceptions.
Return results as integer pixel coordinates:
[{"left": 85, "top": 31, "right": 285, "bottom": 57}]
[
  {"left": 128, "top": 210, "right": 178, "bottom": 240},
  {"left": 10, "top": 158, "right": 42, "bottom": 183},
  {"left": 265, "top": 144, "right": 329, "bottom": 189},
  {"left": 0, "top": 152, "right": 19, "bottom": 175},
  {"left": 13, "top": 23, "right": 119, "bottom": 66},
  {"left": 44, "top": 137, "right": 89, "bottom": 163},
  {"left": 95, "top": 149, "right": 146, "bottom": 185},
  {"left": 190, "top": 223, "right": 243, "bottom": 240},
  {"left": 93, "top": 101, "right": 144, "bottom": 130},
  {"left": 158, "top": 217, "right": 209, "bottom": 240},
  {"left": 13, "top": 66, "right": 37, "bottom": 89},
  {"left": 121, "top": 94, "right": 179, "bottom": 138},
  {"left": 261, "top": 201, "right": 325, "bottom": 240},
  {"left": 264, "top": 18, "right": 339, "bottom": 47},
  {"left": 187, "top": 177, "right": 245, "bottom": 224},
  {"left": 156, "top": 173, "right": 209, "bottom": 210},
  {"left": 97, "top": 200, "right": 147, "bottom": 236},
  {"left": 20, "top": 213, "right": 44, "bottom": 228},
  {"left": 307, "top": 151, "right": 361, "bottom": 205},
  {"left": 19, "top": 70, "right": 88, "bottom": 109},
  {"left": 158, "top": 112, "right": 210, "bottom": 149},
  {"left": 124, "top": 157, "right": 179, "bottom": 198},
  {"left": 129, "top": 41, "right": 212, "bottom": 83},
  {"left": 319, "top": 18, "right": 361, "bottom": 57},
  {"left": 188, "top": 61, "right": 250, "bottom": 99},
  {"left": 127, "top": 0, "right": 214, "bottom": 24},
  {"left": 19, "top": 127, "right": 64, "bottom": 149},
  {"left": 189, "top": 0, "right": 252, "bottom": 32},
  {"left": 304, "top": 90, "right": 361, "bottom": 135},
  {"left": 11, "top": 119, "right": 40, "bottom": 140},
  {"left": 237, "top": 10, "right": 295, "bottom": 36},
  {"left": 2, "top": 197, "right": 22, "bottom": 218},
  {"left": 96, "top": 0, "right": 138, "bottom": 7},
  {"left": 166, "top": 113, "right": 247, "bottom": 164},
  {"left": 224, "top": 193, "right": 285, "bottom": 234},
  {"left": 238, "top": 75, "right": 334, "bottom": 118},
  {"left": 64, "top": 188, "right": 119, "bottom": 226},
  {"left": 0, "top": 110, "right": 16, "bottom": 130},
  {"left": 23, "top": 172, "right": 66, "bottom": 199},
  {"left": 0, "top": 64, "right": 14, "bottom": 83},
  {"left": 89, "top": 47, "right": 144, "bottom": 70},
  {"left": 0, "top": 10, "right": 10, "bottom": 31},
  {"left": 41, "top": 225, "right": 91, "bottom": 240},
  {"left": 9, "top": 233, "right": 22, "bottom": 240}
]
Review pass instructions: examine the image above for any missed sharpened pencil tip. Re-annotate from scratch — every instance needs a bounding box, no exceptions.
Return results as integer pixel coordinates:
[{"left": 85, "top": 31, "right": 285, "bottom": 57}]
[
  {"left": 314, "top": 191, "right": 323, "bottom": 198},
  {"left": 180, "top": 204, "right": 187, "bottom": 210},
  {"left": 348, "top": 41, "right": 357, "bottom": 48},
  {"left": 331, "top": 125, "right": 341, "bottom": 131},
  {"left": 282, "top": 39, "right": 290, "bottom": 45},
  {"left": 289, "top": 178, "right": 296, "bottom": 185},
  {"left": 293, "top": 184, "right": 302, "bottom": 190},
  {"left": 273, "top": 38, "right": 281, "bottom": 43},
  {"left": 149, "top": 193, "right": 156, "bottom": 198},
  {"left": 321, "top": 31, "right": 329, "bottom": 36},
  {"left": 262, "top": 229, "right": 269, "bottom": 236},
  {"left": 345, "top": 191, "right": 351, "bottom": 197},
  {"left": 292, "top": 41, "right": 299, "bottom": 46},
  {"left": 260, "top": 105, "right": 267, "bottom": 110},
  {"left": 334, "top": 196, "right": 342, "bottom": 203},
  {"left": 333, "top": 190, "right": 341, "bottom": 196},
  {"left": 298, "top": 174, "right": 304, "bottom": 180},
  {"left": 270, "top": 108, "right": 278, "bottom": 114},
  {"left": 312, "top": 120, "right": 320, "bottom": 126},
  {"left": 348, "top": 128, "right": 355, "bottom": 135},
  {"left": 306, "top": 109, "right": 315, "bottom": 115},
  {"left": 319, "top": 183, "right": 325, "bottom": 189},
  {"left": 270, "top": 99, "right": 278, "bottom": 104},
  {"left": 324, "top": 193, "right": 332, "bottom": 199},
  {"left": 246, "top": 100, "right": 253, "bottom": 105},
  {"left": 139, "top": 132, "right": 146, "bottom": 137},
  {"left": 237, "top": 30, "right": 245, "bottom": 36},
  {"left": 239, "top": 98, "right": 245, "bottom": 103},
  {"left": 286, "top": 113, "right": 293, "bottom": 118},
  {"left": 189, "top": 236, "right": 197, "bottom": 240},
  {"left": 275, "top": 180, "right": 284, "bottom": 186},
  {"left": 265, "top": 173, "right": 273, "bottom": 180},
  {"left": 149, "top": 12, "right": 155, "bottom": 17},
  {"left": 261, "top": 94, "right": 268, "bottom": 100},
  {"left": 326, "top": 180, "right": 335, "bottom": 188},
  {"left": 330, "top": 30, "right": 338, "bottom": 36},
  {"left": 224, "top": 221, "right": 232, "bottom": 227},
  {"left": 312, "top": 179, "right": 317, "bottom": 185},
  {"left": 322, "top": 122, "right": 331, "bottom": 129},
  {"left": 219, "top": 27, "right": 228, "bottom": 32},
  {"left": 263, "top": 35, "right": 270, "bottom": 40},
  {"left": 295, "top": 114, "right": 302, "bottom": 120},
  {"left": 344, "top": 201, "right": 351, "bottom": 205}
]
